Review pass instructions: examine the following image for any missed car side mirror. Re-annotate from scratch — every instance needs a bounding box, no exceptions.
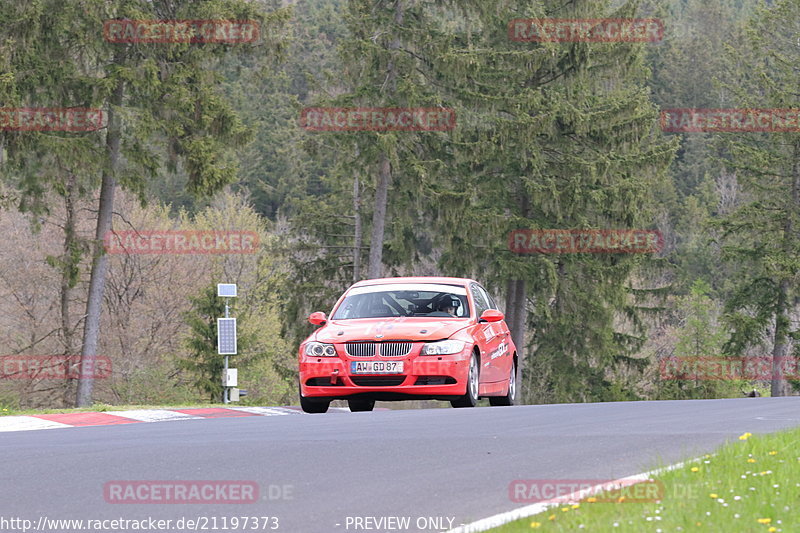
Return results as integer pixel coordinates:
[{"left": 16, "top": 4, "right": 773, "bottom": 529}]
[
  {"left": 479, "top": 309, "right": 504, "bottom": 323},
  {"left": 308, "top": 312, "right": 327, "bottom": 326}
]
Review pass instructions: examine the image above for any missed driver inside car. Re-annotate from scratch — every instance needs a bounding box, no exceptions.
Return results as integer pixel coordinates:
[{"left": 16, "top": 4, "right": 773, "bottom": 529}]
[{"left": 436, "top": 294, "right": 461, "bottom": 317}]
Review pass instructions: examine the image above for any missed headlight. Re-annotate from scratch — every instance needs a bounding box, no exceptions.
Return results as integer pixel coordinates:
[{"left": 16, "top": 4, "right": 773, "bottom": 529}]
[
  {"left": 304, "top": 342, "right": 337, "bottom": 357},
  {"left": 421, "top": 340, "right": 466, "bottom": 355}
]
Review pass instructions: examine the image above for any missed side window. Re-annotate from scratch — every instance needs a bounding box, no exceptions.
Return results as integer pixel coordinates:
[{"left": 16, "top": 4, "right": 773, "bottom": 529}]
[
  {"left": 478, "top": 285, "right": 497, "bottom": 310},
  {"left": 470, "top": 283, "right": 490, "bottom": 316}
]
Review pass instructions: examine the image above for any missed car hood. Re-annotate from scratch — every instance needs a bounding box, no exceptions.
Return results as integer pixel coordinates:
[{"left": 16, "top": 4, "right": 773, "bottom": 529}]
[{"left": 313, "top": 317, "right": 470, "bottom": 343}]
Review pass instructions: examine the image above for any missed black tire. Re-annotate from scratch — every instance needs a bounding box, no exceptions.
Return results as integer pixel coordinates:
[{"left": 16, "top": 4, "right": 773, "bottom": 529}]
[
  {"left": 348, "top": 398, "right": 375, "bottom": 412},
  {"left": 451, "top": 353, "right": 480, "bottom": 408},
  {"left": 299, "top": 387, "right": 330, "bottom": 413},
  {"left": 490, "top": 360, "right": 517, "bottom": 406}
]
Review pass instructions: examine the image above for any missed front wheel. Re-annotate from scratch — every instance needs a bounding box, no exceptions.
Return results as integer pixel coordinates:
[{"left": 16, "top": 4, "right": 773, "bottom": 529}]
[
  {"left": 451, "top": 353, "right": 479, "bottom": 408},
  {"left": 348, "top": 398, "right": 375, "bottom": 412},
  {"left": 299, "top": 385, "right": 330, "bottom": 413},
  {"left": 490, "top": 360, "right": 517, "bottom": 406}
]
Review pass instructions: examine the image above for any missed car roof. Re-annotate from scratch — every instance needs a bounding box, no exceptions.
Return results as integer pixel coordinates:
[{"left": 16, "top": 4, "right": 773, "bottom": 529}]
[{"left": 350, "top": 276, "right": 477, "bottom": 289}]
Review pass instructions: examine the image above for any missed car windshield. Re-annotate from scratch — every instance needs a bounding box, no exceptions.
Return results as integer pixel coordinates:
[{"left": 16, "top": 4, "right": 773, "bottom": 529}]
[{"left": 331, "top": 283, "right": 470, "bottom": 319}]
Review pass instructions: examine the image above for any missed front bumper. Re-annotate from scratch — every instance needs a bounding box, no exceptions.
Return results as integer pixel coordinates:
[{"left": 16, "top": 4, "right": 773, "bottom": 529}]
[{"left": 299, "top": 347, "right": 471, "bottom": 400}]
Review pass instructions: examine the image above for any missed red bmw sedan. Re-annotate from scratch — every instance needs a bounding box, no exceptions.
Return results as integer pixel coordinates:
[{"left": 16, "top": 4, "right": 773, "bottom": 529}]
[{"left": 298, "top": 277, "right": 518, "bottom": 413}]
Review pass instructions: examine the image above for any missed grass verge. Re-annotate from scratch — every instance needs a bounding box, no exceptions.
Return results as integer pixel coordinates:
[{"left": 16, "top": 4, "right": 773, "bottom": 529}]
[{"left": 489, "top": 427, "right": 799, "bottom": 532}]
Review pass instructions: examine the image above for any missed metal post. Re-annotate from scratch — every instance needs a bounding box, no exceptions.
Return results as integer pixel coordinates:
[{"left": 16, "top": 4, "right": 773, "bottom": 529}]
[
  {"left": 223, "top": 298, "right": 230, "bottom": 404},
  {"left": 223, "top": 355, "right": 229, "bottom": 404},
  {"left": 217, "top": 284, "right": 237, "bottom": 404}
]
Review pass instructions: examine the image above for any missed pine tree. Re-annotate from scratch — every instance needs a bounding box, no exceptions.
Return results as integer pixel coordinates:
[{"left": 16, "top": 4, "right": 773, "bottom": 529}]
[
  {"left": 429, "top": 0, "right": 678, "bottom": 402},
  {"left": 278, "top": 0, "right": 473, "bottom": 343},
  {"left": 179, "top": 285, "right": 228, "bottom": 402},
  {"left": 714, "top": 0, "right": 800, "bottom": 396},
  {"left": 667, "top": 279, "right": 732, "bottom": 399}
]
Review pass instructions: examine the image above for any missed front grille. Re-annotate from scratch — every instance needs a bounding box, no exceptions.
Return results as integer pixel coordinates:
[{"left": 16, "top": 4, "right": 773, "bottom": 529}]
[
  {"left": 345, "top": 342, "right": 414, "bottom": 357},
  {"left": 351, "top": 376, "right": 406, "bottom": 387},
  {"left": 379, "top": 342, "right": 412, "bottom": 357},
  {"left": 345, "top": 342, "right": 375, "bottom": 357}
]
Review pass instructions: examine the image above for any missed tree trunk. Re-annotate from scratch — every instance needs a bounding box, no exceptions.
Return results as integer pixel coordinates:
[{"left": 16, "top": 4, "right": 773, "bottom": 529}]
[
  {"left": 505, "top": 278, "right": 517, "bottom": 329},
  {"left": 353, "top": 175, "right": 362, "bottom": 282},
  {"left": 368, "top": 153, "right": 391, "bottom": 278},
  {"left": 771, "top": 279, "right": 791, "bottom": 397},
  {"left": 61, "top": 172, "right": 78, "bottom": 407},
  {"left": 353, "top": 144, "right": 362, "bottom": 281},
  {"left": 771, "top": 140, "right": 800, "bottom": 397},
  {"left": 510, "top": 279, "right": 527, "bottom": 362},
  {"left": 366, "top": 1, "right": 403, "bottom": 279},
  {"left": 507, "top": 279, "right": 527, "bottom": 400},
  {"left": 76, "top": 80, "right": 124, "bottom": 407},
  {"left": 510, "top": 191, "right": 531, "bottom": 400}
]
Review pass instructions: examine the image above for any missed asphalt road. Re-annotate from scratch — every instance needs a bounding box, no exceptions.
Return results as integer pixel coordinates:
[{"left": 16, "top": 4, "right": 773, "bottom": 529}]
[{"left": 2, "top": 398, "right": 799, "bottom": 533}]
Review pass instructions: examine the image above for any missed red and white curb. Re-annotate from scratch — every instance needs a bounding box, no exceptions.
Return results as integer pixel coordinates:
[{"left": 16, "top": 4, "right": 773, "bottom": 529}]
[{"left": 0, "top": 406, "right": 348, "bottom": 433}]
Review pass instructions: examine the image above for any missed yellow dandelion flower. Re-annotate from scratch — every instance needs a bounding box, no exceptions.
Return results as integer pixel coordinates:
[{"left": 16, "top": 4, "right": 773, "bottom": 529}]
[
  {"left": 709, "top": 493, "right": 718, "bottom": 498},
  {"left": 757, "top": 518, "right": 772, "bottom": 524},
  {"left": 548, "top": 515, "right": 556, "bottom": 521},
  {"left": 768, "top": 451, "right": 778, "bottom": 455},
  {"left": 695, "top": 522, "right": 702, "bottom": 526},
  {"left": 571, "top": 504, "right": 580, "bottom": 509},
  {"left": 561, "top": 507, "right": 569, "bottom": 512},
  {"left": 586, "top": 497, "right": 597, "bottom": 503},
  {"left": 768, "top": 528, "right": 776, "bottom": 533},
  {"left": 739, "top": 432, "right": 752, "bottom": 440},
  {"left": 691, "top": 466, "right": 700, "bottom": 472},
  {"left": 617, "top": 496, "right": 626, "bottom": 503},
  {"left": 529, "top": 522, "right": 542, "bottom": 529},
  {"left": 747, "top": 458, "right": 756, "bottom": 463}
]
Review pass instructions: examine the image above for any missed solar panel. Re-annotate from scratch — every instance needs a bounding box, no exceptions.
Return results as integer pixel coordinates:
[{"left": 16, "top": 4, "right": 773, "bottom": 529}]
[
  {"left": 217, "top": 318, "right": 237, "bottom": 355},
  {"left": 217, "top": 283, "right": 237, "bottom": 298}
]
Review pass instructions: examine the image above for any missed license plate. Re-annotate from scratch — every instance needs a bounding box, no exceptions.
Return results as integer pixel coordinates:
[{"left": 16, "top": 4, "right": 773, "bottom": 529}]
[{"left": 350, "top": 361, "right": 404, "bottom": 374}]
